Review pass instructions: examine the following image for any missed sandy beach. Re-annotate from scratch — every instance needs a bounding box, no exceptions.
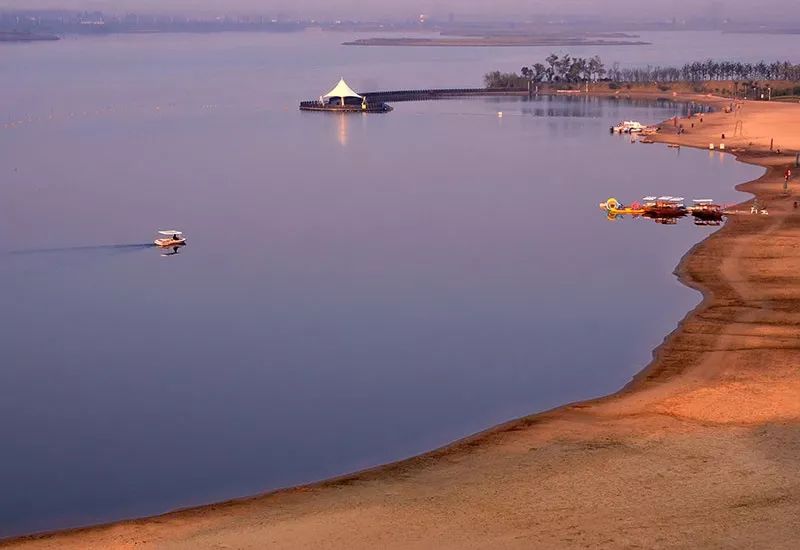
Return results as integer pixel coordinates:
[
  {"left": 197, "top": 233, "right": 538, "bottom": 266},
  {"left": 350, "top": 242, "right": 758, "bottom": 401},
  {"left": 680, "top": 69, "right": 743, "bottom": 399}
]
[{"left": 4, "top": 97, "right": 800, "bottom": 549}]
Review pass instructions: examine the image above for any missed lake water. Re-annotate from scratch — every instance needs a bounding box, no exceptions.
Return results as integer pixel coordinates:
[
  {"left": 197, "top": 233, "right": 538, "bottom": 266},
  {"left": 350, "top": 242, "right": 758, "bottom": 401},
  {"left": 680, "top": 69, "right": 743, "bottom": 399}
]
[{"left": 0, "top": 30, "right": 771, "bottom": 537}]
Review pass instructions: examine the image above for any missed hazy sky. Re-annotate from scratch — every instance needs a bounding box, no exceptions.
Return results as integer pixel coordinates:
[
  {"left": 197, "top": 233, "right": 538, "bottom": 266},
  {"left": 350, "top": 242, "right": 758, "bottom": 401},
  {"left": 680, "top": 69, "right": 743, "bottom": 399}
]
[{"left": 0, "top": 0, "right": 792, "bottom": 19}]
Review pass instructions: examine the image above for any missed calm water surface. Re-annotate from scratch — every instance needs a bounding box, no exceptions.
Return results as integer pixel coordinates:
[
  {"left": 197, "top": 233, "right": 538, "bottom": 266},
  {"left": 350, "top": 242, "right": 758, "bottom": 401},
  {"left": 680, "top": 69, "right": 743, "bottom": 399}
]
[{"left": 0, "top": 31, "right": 768, "bottom": 536}]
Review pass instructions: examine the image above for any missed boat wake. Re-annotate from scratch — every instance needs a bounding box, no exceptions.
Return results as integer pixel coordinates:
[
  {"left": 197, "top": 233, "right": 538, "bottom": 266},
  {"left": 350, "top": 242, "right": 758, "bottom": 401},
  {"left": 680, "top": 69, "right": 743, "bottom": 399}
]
[{"left": 8, "top": 243, "right": 154, "bottom": 255}]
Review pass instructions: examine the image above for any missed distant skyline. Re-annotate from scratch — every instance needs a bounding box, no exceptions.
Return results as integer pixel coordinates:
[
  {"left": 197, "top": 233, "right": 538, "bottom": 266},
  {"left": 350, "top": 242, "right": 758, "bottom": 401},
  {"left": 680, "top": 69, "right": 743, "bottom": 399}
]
[{"left": 0, "top": 0, "right": 797, "bottom": 22}]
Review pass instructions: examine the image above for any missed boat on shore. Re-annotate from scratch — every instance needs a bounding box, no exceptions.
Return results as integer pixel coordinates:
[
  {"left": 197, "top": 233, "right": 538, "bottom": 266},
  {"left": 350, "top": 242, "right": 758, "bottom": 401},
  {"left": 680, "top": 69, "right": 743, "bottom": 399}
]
[{"left": 610, "top": 120, "right": 646, "bottom": 134}]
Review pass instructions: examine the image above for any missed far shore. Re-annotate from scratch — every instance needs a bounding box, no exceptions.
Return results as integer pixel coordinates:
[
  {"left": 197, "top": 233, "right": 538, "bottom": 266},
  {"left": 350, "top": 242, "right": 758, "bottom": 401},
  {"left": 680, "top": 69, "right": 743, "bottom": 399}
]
[
  {"left": 0, "top": 31, "right": 59, "bottom": 42},
  {"left": 344, "top": 37, "right": 649, "bottom": 47},
  {"left": 3, "top": 93, "right": 800, "bottom": 549}
]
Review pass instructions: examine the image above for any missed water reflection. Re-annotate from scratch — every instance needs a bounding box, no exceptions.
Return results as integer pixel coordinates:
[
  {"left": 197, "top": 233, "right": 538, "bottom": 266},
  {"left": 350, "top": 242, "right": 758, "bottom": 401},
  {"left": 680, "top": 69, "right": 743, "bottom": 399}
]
[
  {"left": 160, "top": 246, "right": 183, "bottom": 257},
  {"left": 605, "top": 211, "right": 725, "bottom": 226},
  {"left": 337, "top": 113, "right": 349, "bottom": 147},
  {"left": 516, "top": 95, "right": 690, "bottom": 119}
]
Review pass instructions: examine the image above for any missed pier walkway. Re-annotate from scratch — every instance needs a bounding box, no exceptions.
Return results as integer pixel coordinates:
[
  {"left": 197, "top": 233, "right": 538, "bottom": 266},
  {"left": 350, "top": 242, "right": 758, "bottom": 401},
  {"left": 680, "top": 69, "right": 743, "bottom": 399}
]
[
  {"left": 360, "top": 88, "right": 528, "bottom": 103},
  {"left": 299, "top": 88, "right": 528, "bottom": 111}
]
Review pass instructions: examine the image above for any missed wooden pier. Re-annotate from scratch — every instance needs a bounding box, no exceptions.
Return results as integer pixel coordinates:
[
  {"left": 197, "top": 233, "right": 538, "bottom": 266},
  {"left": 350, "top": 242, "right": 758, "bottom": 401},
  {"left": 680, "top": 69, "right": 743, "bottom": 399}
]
[
  {"left": 299, "top": 101, "right": 393, "bottom": 113},
  {"left": 361, "top": 88, "right": 528, "bottom": 103}
]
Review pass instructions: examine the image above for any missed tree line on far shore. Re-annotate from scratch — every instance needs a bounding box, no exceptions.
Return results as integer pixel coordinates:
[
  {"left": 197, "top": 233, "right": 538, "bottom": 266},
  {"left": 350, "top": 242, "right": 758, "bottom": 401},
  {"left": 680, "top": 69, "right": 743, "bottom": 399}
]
[{"left": 484, "top": 54, "right": 800, "bottom": 88}]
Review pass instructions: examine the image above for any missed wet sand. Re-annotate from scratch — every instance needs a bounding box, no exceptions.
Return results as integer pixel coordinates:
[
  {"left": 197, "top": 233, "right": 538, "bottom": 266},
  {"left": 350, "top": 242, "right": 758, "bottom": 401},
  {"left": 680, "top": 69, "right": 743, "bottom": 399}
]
[{"left": 4, "top": 97, "right": 800, "bottom": 549}]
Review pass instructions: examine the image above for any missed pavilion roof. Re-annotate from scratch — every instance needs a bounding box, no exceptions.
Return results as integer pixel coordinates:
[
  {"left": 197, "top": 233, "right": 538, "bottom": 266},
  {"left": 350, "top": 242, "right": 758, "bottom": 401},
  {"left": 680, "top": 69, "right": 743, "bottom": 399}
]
[{"left": 323, "top": 78, "right": 362, "bottom": 99}]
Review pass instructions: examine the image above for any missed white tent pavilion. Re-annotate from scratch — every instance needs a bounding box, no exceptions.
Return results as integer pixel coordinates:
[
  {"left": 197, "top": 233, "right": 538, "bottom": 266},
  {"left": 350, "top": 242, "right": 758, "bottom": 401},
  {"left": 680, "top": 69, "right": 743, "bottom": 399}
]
[{"left": 322, "top": 78, "right": 364, "bottom": 107}]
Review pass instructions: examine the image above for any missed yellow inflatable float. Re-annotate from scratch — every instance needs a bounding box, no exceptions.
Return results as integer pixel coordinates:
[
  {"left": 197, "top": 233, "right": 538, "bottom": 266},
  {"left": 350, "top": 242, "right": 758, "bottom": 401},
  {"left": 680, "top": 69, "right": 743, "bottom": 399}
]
[{"left": 598, "top": 197, "right": 645, "bottom": 216}]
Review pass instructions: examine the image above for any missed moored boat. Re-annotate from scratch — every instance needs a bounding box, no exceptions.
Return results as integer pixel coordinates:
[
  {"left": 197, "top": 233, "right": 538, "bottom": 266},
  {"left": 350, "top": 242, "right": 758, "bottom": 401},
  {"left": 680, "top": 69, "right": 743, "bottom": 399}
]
[
  {"left": 600, "top": 196, "right": 731, "bottom": 226},
  {"left": 610, "top": 120, "right": 646, "bottom": 134},
  {"left": 688, "top": 199, "right": 724, "bottom": 221},
  {"left": 642, "top": 196, "right": 687, "bottom": 219}
]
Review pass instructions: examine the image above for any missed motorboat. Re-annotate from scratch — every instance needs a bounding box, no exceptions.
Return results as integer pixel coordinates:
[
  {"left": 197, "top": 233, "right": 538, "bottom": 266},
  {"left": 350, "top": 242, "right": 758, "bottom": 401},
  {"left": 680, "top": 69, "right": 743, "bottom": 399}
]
[
  {"left": 643, "top": 196, "right": 687, "bottom": 219},
  {"left": 154, "top": 230, "right": 187, "bottom": 248},
  {"left": 611, "top": 120, "right": 646, "bottom": 134},
  {"left": 688, "top": 199, "right": 724, "bottom": 222}
]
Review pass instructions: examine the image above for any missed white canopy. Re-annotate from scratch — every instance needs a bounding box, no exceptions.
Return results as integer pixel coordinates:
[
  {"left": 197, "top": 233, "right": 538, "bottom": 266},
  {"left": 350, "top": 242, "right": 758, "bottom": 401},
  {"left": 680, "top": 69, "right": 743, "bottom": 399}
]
[
  {"left": 323, "top": 78, "right": 362, "bottom": 99},
  {"left": 158, "top": 230, "right": 183, "bottom": 236}
]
